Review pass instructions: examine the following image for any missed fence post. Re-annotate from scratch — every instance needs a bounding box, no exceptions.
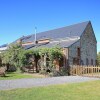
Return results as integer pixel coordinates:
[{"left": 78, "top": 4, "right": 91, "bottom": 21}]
[
  {"left": 95, "top": 66, "right": 97, "bottom": 75},
  {"left": 82, "top": 65, "right": 84, "bottom": 76},
  {"left": 99, "top": 66, "right": 100, "bottom": 76},
  {"left": 77, "top": 65, "right": 78, "bottom": 75},
  {"left": 92, "top": 66, "right": 94, "bottom": 77},
  {"left": 70, "top": 66, "right": 71, "bottom": 75},
  {"left": 76, "top": 65, "right": 78, "bottom": 75},
  {"left": 97, "top": 66, "right": 99, "bottom": 77},
  {"left": 88, "top": 66, "right": 90, "bottom": 76}
]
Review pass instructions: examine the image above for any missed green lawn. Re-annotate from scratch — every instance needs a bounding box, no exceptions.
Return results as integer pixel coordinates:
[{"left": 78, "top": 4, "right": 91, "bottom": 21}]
[
  {"left": 0, "top": 80, "right": 100, "bottom": 100},
  {"left": 0, "top": 72, "right": 44, "bottom": 80}
]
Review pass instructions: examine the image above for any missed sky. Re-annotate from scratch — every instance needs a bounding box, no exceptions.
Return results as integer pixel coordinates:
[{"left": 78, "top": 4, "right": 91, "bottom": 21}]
[{"left": 0, "top": 0, "right": 100, "bottom": 52}]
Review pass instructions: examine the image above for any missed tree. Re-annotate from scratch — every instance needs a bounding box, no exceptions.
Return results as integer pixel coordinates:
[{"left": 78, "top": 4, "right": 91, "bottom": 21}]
[
  {"left": 1, "top": 43, "right": 24, "bottom": 70},
  {"left": 0, "top": 56, "right": 2, "bottom": 67}
]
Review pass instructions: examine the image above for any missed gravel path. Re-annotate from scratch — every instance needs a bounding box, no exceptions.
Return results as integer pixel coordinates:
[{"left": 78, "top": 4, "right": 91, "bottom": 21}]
[{"left": 0, "top": 76, "right": 99, "bottom": 90}]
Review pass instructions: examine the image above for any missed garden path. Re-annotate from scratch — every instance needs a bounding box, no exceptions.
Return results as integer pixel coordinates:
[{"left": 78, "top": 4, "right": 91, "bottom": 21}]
[{"left": 0, "top": 76, "right": 99, "bottom": 90}]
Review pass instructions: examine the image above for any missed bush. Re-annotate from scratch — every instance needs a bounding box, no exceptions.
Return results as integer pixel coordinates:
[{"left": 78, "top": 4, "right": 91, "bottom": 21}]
[
  {"left": 0, "top": 67, "right": 6, "bottom": 77},
  {"left": 59, "top": 67, "right": 68, "bottom": 76},
  {"left": 48, "top": 72, "right": 53, "bottom": 77},
  {"left": 20, "top": 67, "right": 27, "bottom": 72},
  {"left": 7, "top": 66, "right": 17, "bottom": 72},
  {"left": 39, "top": 69, "right": 47, "bottom": 75},
  {"left": 48, "top": 67, "right": 68, "bottom": 77}
]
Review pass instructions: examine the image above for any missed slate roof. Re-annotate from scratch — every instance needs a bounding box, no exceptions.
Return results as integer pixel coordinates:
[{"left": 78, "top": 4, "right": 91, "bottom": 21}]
[
  {"left": 22, "top": 21, "right": 89, "bottom": 49},
  {"left": 22, "top": 21, "right": 89, "bottom": 41},
  {"left": 0, "top": 21, "right": 89, "bottom": 49},
  {"left": 37, "top": 21, "right": 89, "bottom": 40}
]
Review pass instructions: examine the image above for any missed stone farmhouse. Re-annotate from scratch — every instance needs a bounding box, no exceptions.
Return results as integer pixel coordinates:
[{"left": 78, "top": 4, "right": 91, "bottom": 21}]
[{"left": 0, "top": 21, "right": 97, "bottom": 69}]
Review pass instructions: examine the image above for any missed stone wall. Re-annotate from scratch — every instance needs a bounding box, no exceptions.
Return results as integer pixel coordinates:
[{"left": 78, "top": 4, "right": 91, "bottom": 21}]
[
  {"left": 68, "top": 40, "right": 80, "bottom": 65},
  {"left": 67, "top": 22, "right": 97, "bottom": 66},
  {"left": 62, "top": 48, "right": 69, "bottom": 67},
  {"left": 80, "top": 22, "right": 97, "bottom": 65}
]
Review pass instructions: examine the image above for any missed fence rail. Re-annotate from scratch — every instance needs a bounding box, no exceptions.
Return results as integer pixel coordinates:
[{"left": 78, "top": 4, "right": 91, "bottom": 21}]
[{"left": 70, "top": 65, "right": 100, "bottom": 77}]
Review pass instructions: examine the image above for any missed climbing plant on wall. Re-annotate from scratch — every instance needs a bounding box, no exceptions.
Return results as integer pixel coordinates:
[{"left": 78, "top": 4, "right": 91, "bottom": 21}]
[
  {"left": 0, "top": 44, "right": 63, "bottom": 72},
  {"left": 37, "top": 47, "right": 63, "bottom": 69}
]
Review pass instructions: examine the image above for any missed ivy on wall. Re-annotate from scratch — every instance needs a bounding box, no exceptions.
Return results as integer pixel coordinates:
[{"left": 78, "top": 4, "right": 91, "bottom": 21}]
[{"left": 0, "top": 44, "right": 63, "bottom": 71}]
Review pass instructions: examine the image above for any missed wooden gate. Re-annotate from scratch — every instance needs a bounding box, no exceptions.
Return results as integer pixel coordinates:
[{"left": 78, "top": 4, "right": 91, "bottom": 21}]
[{"left": 70, "top": 65, "right": 100, "bottom": 77}]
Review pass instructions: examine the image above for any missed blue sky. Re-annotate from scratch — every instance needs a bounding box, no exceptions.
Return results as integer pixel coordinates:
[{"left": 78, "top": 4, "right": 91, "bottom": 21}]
[{"left": 0, "top": 0, "right": 100, "bottom": 52}]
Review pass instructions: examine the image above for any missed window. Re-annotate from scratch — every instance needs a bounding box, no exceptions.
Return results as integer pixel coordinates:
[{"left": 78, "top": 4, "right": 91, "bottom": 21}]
[
  {"left": 73, "top": 58, "right": 79, "bottom": 65},
  {"left": 95, "top": 60, "right": 97, "bottom": 66},
  {"left": 73, "top": 58, "right": 76, "bottom": 65},
  {"left": 77, "top": 47, "right": 80, "bottom": 57},
  {"left": 86, "top": 58, "right": 89, "bottom": 66},
  {"left": 80, "top": 60, "right": 84, "bottom": 65},
  {"left": 91, "top": 59, "right": 93, "bottom": 65}
]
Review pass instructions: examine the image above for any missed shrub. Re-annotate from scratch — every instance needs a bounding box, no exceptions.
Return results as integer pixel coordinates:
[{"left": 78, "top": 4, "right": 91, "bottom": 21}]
[
  {"left": 59, "top": 67, "right": 68, "bottom": 76},
  {"left": 7, "top": 66, "right": 17, "bottom": 72},
  {"left": 39, "top": 69, "right": 47, "bottom": 75},
  {"left": 0, "top": 67, "right": 6, "bottom": 77}
]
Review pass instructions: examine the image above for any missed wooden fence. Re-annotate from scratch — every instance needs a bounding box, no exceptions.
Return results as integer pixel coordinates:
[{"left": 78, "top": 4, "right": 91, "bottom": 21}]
[{"left": 70, "top": 65, "right": 100, "bottom": 77}]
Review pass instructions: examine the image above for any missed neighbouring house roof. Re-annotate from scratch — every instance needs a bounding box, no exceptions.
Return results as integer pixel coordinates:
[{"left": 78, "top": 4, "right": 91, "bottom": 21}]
[
  {"left": 0, "top": 44, "right": 8, "bottom": 48},
  {"left": 0, "top": 44, "right": 8, "bottom": 52}
]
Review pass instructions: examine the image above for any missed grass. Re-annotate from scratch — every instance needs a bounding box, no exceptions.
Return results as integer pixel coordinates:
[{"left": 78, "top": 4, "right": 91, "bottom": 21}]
[
  {"left": 0, "top": 72, "right": 44, "bottom": 80},
  {"left": 0, "top": 80, "right": 100, "bottom": 100}
]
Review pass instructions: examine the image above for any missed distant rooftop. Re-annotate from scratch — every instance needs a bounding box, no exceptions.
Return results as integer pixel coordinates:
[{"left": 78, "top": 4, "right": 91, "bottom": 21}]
[{"left": 0, "top": 44, "right": 8, "bottom": 48}]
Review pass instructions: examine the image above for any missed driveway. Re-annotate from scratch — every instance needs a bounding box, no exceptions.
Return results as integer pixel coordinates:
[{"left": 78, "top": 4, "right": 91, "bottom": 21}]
[{"left": 0, "top": 76, "right": 99, "bottom": 90}]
